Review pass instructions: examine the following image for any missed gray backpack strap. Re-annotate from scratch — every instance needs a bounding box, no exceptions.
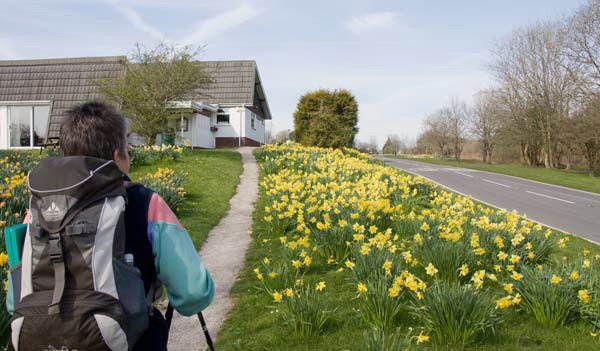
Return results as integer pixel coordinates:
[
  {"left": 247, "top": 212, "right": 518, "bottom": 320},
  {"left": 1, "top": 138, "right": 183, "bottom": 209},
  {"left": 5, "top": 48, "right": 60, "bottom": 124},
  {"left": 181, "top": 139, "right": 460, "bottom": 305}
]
[{"left": 47, "top": 232, "right": 65, "bottom": 314}]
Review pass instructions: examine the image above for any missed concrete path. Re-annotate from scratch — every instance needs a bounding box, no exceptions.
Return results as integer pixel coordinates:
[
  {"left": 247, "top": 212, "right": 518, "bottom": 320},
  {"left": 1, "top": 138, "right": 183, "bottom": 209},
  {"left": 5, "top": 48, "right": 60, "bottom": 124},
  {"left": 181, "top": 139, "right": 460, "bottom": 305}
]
[
  {"left": 381, "top": 157, "right": 600, "bottom": 244},
  {"left": 167, "top": 147, "right": 258, "bottom": 350}
]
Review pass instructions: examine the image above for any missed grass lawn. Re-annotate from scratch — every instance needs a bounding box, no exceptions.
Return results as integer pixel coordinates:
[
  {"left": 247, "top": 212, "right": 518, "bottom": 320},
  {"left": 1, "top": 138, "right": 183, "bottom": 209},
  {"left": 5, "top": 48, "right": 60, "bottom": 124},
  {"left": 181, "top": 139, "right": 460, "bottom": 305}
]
[
  {"left": 128, "top": 149, "right": 243, "bottom": 249},
  {"left": 387, "top": 155, "right": 600, "bottom": 195},
  {"left": 215, "top": 157, "right": 600, "bottom": 351}
]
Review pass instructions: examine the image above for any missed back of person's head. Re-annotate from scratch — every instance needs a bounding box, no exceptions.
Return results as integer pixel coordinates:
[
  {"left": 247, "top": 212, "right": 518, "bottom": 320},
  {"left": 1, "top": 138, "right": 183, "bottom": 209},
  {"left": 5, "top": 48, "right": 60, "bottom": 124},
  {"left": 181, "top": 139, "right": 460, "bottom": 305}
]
[{"left": 60, "top": 101, "right": 128, "bottom": 160}]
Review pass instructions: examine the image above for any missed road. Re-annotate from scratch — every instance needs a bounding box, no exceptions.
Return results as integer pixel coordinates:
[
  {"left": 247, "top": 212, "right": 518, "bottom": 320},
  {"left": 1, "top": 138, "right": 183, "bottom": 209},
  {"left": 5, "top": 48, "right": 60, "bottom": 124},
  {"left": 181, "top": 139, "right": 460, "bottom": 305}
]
[{"left": 380, "top": 157, "right": 600, "bottom": 244}]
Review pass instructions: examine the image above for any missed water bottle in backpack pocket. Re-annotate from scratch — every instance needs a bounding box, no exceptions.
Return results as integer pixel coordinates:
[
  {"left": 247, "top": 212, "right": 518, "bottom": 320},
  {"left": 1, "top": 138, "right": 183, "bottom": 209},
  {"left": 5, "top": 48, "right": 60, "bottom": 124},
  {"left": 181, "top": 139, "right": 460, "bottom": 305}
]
[{"left": 10, "top": 157, "right": 150, "bottom": 351}]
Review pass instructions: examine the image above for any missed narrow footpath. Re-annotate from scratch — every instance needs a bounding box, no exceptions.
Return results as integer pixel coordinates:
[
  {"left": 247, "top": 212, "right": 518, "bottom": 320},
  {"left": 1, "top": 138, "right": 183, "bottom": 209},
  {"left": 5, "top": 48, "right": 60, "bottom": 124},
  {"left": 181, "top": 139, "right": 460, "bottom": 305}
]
[{"left": 167, "top": 147, "right": 258, "bottom": 350}]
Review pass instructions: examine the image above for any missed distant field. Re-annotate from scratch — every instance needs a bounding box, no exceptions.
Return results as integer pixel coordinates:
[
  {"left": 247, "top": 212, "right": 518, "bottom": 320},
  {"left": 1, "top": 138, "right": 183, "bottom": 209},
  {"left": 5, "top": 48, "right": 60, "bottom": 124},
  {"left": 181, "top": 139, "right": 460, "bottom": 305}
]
[{"left": 386, "top": 155, "right": 600, "bottom": 194}]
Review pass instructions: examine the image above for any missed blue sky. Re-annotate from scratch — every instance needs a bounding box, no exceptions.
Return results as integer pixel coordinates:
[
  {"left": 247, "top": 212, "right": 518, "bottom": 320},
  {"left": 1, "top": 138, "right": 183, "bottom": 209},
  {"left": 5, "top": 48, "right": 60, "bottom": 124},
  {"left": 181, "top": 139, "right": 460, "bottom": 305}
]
[{"left": 0, "top": 0, "right": 585, "bottom": 145}]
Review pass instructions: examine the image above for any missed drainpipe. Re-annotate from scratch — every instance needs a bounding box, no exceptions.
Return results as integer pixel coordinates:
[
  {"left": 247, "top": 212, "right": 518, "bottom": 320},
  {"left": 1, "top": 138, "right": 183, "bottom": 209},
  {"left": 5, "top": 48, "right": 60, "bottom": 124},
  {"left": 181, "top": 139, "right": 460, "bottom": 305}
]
[
  {"left": 180, "top": 111, "right": 184, "bottom": 144},
  {"left": 191, "top": 109, "right": 195, "bottom": 149},
  {"left": 239, "top": 107, "right": 242, "bottom": 147}
]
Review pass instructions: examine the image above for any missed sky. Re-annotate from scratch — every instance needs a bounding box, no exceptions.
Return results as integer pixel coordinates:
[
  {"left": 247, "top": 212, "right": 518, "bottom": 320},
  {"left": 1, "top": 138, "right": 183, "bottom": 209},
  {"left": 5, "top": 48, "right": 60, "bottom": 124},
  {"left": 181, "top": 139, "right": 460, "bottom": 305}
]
[{"left": 0, "top": 0, "right": 586, "bottom": 146}]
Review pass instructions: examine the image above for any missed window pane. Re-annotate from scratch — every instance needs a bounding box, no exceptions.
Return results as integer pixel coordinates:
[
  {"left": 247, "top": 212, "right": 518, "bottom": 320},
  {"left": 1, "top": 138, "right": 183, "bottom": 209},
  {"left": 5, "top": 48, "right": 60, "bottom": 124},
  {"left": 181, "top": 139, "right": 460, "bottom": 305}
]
[
  {"left": 177, "top": 117, "right": 189, "bottom": 132},
  {"left": 9, "top": 106, "right": 31, "bottom": 147},
  {"left": 33, "top": 105, "right": 50, "bottom": 146},
  {"left": 217, "top": 114, "right": 230, "bottom": 124}
]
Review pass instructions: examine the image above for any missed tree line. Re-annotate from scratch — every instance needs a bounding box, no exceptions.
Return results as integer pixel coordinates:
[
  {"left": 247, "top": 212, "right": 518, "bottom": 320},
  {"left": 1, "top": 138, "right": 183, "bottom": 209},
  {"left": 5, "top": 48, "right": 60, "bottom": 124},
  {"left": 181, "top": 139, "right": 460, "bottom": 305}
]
[{"left": 416, "top": 0, "right": 600, "bottom": 176}]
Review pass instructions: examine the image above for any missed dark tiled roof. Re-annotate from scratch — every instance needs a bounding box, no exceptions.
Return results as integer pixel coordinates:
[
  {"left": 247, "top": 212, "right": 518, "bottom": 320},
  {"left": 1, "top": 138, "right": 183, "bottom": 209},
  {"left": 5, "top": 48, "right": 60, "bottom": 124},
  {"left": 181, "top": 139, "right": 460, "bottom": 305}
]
[
  {"left": 188, "top": 60, "right": 272, "bottom": 119},
  {"left": 0, "top": 57, "right": 271, "bottom": 139},
  {"left": 195, "top": 61, "right": 256, "bottom": 104},
  {"left": 0, "top": 56, "right": 126, "bottom": 138}
]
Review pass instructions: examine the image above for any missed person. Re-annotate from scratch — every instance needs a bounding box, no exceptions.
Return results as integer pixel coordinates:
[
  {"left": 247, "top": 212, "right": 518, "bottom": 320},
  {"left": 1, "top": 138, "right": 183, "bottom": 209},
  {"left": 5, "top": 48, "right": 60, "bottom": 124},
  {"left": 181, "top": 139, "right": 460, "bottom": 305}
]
[{"left": 8, "top": 101, "right": 214, "bottom": 350}]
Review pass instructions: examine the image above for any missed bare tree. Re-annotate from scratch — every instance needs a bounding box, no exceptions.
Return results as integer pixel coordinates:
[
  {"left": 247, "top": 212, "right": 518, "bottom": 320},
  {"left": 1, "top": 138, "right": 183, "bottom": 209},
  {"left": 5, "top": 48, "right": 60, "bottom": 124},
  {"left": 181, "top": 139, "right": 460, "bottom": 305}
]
[
  {"left": 355, "top": 137, "right": 379, "bottom": 154},
  {"left": 265, "top": 128, "right": 274, "bottom": 144},
  {"left": 573, "top": 98, "right": 600, "bottom": 176},
  {"left": 490, "top": 21, "right": 576, "bottom": 168},
  {"left": 415, "top": 130, "right": 437, "bottom": 155},
  {"left": 367, "top": 136, "right": 379, "bottom": 154},
  {"left": 423, "top": 110, "right": 451, "bottom": 157},
  {"left": 471, "top": 90, "right": 505, "bottom": 163},
  {"left": 273, "top": 130, "right": 291, "bottom": 144},
  {"left": 564, "top": 0, "right": 600, "bottom": 99},
  {"left": 447, "top": 97, "right": 469, "bottom": 161},
  {"left": 382, "top": 134, "right": 405, "bottom": 155}
]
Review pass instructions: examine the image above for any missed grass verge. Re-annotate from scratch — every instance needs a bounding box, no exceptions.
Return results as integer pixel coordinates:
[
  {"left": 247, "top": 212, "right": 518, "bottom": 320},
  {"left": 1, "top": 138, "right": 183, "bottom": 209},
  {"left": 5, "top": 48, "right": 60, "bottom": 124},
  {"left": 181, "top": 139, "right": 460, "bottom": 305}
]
[
  {"left": 387, "top": 155, "right": 600, "bottom": 194},
  {"left": 129, "top": 149, "right": 243, "bottom": 249},
  {"left": 215, "top": 154, "right": 600, "bottom": 351}
]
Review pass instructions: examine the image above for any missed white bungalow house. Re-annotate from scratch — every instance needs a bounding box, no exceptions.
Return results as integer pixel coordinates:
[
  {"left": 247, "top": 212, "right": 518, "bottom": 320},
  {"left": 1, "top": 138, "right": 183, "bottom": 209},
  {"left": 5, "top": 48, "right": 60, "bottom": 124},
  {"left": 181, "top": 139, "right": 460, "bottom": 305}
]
[{"left": 0, "top": 57, "right": 271, "bottom": 149}]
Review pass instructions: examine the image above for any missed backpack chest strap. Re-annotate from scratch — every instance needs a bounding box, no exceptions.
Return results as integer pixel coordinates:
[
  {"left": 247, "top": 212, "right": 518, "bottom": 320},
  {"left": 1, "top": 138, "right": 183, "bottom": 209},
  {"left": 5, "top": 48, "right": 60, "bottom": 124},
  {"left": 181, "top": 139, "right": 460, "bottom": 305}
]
[{"left": 66, "top": 222, "right": 96, "bottom": 236}]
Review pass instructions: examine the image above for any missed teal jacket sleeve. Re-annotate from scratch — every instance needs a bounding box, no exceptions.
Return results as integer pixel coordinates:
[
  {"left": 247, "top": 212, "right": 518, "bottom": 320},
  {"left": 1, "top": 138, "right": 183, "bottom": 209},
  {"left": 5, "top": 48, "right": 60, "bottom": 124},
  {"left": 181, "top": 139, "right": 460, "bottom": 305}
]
[{"left": 148, "top": 193, "right": 214, "bottom": 316}]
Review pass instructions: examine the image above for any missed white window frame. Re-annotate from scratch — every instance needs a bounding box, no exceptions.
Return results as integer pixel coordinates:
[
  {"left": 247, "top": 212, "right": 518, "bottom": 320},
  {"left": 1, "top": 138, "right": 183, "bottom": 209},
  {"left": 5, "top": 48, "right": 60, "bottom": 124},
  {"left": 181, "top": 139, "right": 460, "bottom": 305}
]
[{"left": 3, "top": 101, "right": 52, "bottom": 149}]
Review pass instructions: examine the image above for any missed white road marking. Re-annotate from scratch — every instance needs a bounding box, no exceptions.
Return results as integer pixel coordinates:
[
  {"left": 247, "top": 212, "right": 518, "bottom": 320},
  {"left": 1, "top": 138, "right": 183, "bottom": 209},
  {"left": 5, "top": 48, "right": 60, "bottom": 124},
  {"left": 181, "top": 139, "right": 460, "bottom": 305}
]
[
  {"left": 526, "top": 191, "right": 575, "bottom": 204},
  {"left": 409, "top": 168, "right": 440, "bottom": 172},
  {"left": 483, "top": 179, "right": 511, "bottom": 188},
  {"left": 455, "top": 171, "right": 474, "bottom": 178}
]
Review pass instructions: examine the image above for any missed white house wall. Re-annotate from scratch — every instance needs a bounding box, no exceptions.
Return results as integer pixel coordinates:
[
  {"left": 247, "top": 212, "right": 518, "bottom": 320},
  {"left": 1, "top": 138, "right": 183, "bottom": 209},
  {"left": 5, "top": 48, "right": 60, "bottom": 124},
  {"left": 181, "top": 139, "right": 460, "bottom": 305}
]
[
  {"left": 214, "top": 106, "right": 243, "bottom": 139},
  {"left": 244, "top": 109, "right": 265, "bottom": 144},
  {"left": 0, "top": 106, "right": 7, "bottom": 149}
]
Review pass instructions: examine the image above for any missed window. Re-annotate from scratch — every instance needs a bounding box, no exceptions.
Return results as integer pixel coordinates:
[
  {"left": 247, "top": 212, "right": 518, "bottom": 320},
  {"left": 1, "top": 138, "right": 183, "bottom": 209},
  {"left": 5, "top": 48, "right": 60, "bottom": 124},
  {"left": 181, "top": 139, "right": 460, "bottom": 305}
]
[
  {"left": 251, "top": 116, "right": 255, "bottom": 130},
  {"left": 217, "top": 108, "right": 230, "bottom": 124},
  {"left": 177, "top": 117, "right": 189, "bottom": 132},
  {"left": 9, "top": 104, "right": 50, "bottom": 147}
]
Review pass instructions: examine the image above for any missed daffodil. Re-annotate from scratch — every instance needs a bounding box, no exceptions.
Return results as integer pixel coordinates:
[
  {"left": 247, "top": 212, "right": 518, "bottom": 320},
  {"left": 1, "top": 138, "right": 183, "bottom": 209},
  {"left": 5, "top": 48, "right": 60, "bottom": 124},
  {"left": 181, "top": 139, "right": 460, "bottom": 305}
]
[
  {"left": 425, "top": 263, "right": 438, "bottom": 276},
  {"left": 416, "top": 333, "right": 430, "bottom": 344},
  {"left": 511, "top": 272, "right": 523, "bottom": 281},
  {"left": 578, "top": 290, "right": 590, "bottom": 303},
  {"left": 357, "top": 282, "right": 368, "bottom": 295},
  {"left": 458, "top": 264, "right": 469, "bottom": 277},
  {"left": 495, "top": 296, "right": 513, "bottom": 309},
  {"left": 388, "top": 285, "right": 401, "bottom": 298},
  {"left": 569, "top": 271, "right": 580, "bottom": 280},
  {"left": 0, "top": 252, "right": 9, "bottom": 266},
  {"left": 583, "top": 259, "right": 591, "bottom": 269}
]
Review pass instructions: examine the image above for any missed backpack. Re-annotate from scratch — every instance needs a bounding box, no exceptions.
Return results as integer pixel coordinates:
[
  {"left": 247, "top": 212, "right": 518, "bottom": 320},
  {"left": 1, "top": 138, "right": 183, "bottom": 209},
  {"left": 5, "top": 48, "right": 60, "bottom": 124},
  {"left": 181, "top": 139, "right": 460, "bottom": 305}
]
[{"left": 10, "top": 156, "right": 149, "bottom": 351}]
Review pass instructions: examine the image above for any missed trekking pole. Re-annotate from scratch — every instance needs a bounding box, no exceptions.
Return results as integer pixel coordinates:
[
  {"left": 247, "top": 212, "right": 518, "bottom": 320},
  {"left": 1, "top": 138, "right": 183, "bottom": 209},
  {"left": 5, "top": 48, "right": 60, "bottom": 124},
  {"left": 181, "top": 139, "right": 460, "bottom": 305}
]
[
  {"left": 197, "top": 311, "right": 215, "bottom": 351},
  {"left": 165, "top": 303, "right": 215, "bottom": 351},
  {"left": 165, "top": 303, "right": 174, "bottom": 331}
]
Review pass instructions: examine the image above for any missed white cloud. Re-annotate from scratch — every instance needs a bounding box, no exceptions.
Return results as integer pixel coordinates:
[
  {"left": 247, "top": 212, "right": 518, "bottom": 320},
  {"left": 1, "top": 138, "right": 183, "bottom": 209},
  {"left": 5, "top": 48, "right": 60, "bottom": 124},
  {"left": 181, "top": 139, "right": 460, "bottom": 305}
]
[
  {"left": 0, "top": 37, "right": 19, "bottom": 59},
  {"left": 107, "top": 1, "right": 166, "bottom": 41},
  {"left": 346, "top": 12, "right": 399, "bottom": 34},
  {"left": 181, "top": 3, "right": 262, "bottom": 45}
]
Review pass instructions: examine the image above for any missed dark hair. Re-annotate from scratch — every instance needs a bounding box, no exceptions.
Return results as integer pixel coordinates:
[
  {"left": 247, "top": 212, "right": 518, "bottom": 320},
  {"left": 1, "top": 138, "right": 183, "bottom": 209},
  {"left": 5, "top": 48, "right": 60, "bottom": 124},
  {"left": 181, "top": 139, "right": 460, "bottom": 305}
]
[{"left": 60, "top": 101, "right": 128, "bottom": 160}]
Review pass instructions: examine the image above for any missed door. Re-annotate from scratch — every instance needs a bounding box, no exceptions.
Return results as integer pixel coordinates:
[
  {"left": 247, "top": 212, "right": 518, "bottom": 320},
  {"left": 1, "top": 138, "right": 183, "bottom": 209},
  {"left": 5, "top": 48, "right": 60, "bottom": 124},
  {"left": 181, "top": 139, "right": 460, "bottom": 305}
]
[{"left": 194, "top": 114, "right": 213, "bottom": 148}]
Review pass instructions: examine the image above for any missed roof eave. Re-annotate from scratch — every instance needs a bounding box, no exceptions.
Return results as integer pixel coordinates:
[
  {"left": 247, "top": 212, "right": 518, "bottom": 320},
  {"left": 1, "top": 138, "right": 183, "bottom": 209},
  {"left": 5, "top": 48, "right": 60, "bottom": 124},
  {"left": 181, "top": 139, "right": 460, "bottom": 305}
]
[{"left": 253, "top": 63, "right": 272, "bottom": 120}]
